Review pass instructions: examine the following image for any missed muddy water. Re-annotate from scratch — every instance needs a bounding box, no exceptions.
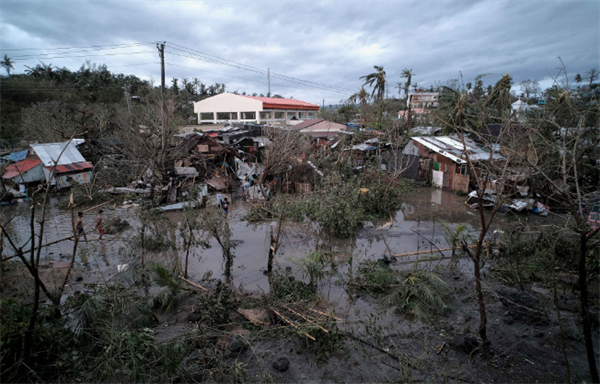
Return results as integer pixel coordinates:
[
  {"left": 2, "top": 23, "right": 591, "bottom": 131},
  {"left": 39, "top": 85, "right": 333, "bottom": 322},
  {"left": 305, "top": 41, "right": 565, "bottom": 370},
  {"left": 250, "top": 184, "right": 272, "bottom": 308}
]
[{"left": 1, "top": 187, "right": 537, "bottom": 316}]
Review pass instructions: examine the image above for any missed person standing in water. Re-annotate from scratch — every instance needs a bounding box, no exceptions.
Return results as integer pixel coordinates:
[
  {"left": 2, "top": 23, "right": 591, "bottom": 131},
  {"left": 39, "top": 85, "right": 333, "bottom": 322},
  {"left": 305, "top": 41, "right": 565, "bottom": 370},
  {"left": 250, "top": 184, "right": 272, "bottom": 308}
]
[
  {"left": 76, "top": 211, "right": 88, "bottom": 243},
  {"left": 216, "top": 191, "right": 223, "bottom": 208},
  {"left": 222, "top": 198, "right": 230, "bottom": 218},
  {"left": 95, "top": 209, "right": 104, "bottom": 240}
]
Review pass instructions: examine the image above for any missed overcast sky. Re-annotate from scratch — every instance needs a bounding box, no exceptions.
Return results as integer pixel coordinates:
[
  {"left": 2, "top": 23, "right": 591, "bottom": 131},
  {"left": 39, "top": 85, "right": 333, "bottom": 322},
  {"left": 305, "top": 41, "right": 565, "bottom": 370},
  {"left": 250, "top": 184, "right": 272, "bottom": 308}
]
[{"left": 1, "top": 0, "right": 599, "bottom": 105}]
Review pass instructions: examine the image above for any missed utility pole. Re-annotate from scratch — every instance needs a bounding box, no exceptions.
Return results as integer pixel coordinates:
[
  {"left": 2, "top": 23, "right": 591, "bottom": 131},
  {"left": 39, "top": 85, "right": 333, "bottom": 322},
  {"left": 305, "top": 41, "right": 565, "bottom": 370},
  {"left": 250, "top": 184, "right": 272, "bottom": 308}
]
[
  {"left": 157, "top": 42, "right": 165, "bottom": 96},
  {"left": 268, "top": 68, "right": 271, "bottom": 97},
  {"left": 123, "top": 83, "right": 131, "bottom": 116},
  {"left": 156, "top": 41, "right": 166, "bottom": 170},
  {"left": 322, "top": 99, "right": 325, "bottom": 109}
]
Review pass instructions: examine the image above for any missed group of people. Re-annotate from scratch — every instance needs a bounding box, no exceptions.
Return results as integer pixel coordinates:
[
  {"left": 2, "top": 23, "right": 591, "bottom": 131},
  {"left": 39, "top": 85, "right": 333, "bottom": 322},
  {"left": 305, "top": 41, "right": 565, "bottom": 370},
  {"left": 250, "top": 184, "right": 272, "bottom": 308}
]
[{"left": 75, "top": 209, "right": 104, "bottom": 241}]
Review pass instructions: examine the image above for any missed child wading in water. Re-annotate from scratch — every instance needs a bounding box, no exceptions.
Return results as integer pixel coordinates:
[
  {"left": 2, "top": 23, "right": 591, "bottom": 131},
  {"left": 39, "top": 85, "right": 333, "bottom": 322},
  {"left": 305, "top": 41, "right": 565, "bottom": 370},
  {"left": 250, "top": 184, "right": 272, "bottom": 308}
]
[
  {"left": 222, "top": 198, "right": 230, "bottom": 218},
  {"left": 95, "top": 209, "right": 104, "bottom": 240},
  {"left": 76, "top": 211, "right": 88, "bottom": 243}
]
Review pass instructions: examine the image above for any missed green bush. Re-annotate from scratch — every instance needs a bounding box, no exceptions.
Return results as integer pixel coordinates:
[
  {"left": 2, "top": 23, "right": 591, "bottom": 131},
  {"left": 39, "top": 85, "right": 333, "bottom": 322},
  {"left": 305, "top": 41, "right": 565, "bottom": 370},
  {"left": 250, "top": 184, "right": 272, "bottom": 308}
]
[{"left": 270, "top": 270, "right": 316, "bottom": 302}]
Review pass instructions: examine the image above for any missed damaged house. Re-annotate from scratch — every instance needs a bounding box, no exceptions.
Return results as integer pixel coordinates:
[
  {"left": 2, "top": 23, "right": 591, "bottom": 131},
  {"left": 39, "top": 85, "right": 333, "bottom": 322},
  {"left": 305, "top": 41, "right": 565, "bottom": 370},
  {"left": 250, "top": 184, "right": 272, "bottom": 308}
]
[
  {"left": 403, "top": 136, "right": 504, "bottom": 193},
  {"left": 3, "top": 140, "right": 93, "bottom": 192},
  {"left": 174, "top": 132, "right": 234, "bottom": 192}
]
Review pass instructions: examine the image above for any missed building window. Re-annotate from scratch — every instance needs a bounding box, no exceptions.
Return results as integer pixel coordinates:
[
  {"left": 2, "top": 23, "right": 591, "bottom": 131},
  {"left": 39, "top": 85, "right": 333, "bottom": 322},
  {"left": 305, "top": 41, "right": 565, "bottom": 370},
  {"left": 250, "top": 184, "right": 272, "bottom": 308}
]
[
  {"left": 240, "top": 112, "right": 256, "bottom": 119},
  {"left": 200, "top": 113, "right": 214, "bottom": 120},
  {"left": 457, "top": 164, "right": 470, "bottom": 175},
  {"left": 217, "top": 112, "right": 235, "bottom": 120},
  {"left": 274, "top": 112, "right": 284, "bottom": 119},
  {"left": 260, "top": 112, "right": 271, "bottom": 120}
]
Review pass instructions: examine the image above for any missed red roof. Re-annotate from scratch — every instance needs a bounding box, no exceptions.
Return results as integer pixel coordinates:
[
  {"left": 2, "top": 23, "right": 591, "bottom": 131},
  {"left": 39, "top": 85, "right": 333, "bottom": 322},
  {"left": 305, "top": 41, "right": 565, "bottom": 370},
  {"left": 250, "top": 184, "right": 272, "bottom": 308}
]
[
  {"left": 3, "top": 159, "right": 41, "bottom": 179},
  {"left": 45, "top": 162, "right": 93, "bottom": 174},
  {"left": 243, "top": 96, "right": 320, "bottom": 111}
]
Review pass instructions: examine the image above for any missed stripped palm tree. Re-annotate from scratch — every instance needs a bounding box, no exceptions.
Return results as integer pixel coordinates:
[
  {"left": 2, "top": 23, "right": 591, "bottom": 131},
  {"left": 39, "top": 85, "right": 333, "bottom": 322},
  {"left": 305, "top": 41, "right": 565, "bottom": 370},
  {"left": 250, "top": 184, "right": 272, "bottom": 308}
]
[
  {"left": 395, "top": 82, "right": 403, "bottom": 98},
  {"left": 360, "top": 65, "right": 386, "bottom": 101},
  {"left": 349, "top": 86, "right": 369, "bottom": 106},
  {"left": 485, "top": 73, "right": 513, "bottom": 111},
  {"left": 1, "top": 55, "right": 14, "bottom": 76},
  {"left": 401, "top": 68, "right": 414, "bottom": 98}
]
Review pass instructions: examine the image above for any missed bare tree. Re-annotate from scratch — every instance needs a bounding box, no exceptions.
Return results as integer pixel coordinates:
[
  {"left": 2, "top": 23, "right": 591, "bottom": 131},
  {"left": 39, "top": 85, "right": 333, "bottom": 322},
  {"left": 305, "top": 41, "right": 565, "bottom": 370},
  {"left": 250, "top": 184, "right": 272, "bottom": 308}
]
[
  {"left": 584, "top": 67, "right": 599, "bottom": 90},
  {"left": 114, "top": 93, "right": 185, "bottom": 185},
  {"left": 257, "top": 127, "right": 311, "bottom": 186},
  {"left": 519, "top": 79, "right": 541, "bottom": 101},
  {"left": 503, "top": 62, "right": 600, "bottom": 382}
]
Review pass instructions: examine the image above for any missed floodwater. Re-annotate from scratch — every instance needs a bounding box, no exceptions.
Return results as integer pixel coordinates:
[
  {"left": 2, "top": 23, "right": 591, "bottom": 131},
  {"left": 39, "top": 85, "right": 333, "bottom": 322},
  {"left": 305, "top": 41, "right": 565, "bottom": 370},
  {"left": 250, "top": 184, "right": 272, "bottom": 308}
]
[{"left": 0, "top": 187, "right": 540, "bottom": 316}]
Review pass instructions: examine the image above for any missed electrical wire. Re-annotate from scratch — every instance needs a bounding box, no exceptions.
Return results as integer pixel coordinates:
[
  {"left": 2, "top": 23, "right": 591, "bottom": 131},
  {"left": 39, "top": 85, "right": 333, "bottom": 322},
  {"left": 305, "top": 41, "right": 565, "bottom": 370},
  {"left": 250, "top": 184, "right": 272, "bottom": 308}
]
[
  {"left": 166, "top": 42, "right": 355, "bottom": 95},
  {"left": 10, "top": 51, "right": 156, "bottom": 62},
  {"left": 6, "top": 44, "right": 159, "bottom": 59},
  {"left": 166, "top": 49, "right": 352, "bottom": 96},
  {"left": 0, "top": 41, "right": 160, "bottom": 52},
  {"left": 165, "top": 62, "right": 347, "bottom": 97},
  {"left": 2, "top": 39, "right": 355, "bottom": 98}
]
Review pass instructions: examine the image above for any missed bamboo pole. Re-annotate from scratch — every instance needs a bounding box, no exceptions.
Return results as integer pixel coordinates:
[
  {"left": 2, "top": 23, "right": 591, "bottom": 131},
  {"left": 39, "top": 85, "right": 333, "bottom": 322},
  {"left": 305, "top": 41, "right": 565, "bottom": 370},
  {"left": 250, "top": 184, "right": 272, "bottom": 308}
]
[
  {"left": 306, "top": 307, "right": 342, "bottom": 321},
  {"left": 82, "top": 200, "right": 113, "bottom": 213},
  {"left": 179, "top": 276, "right": 208, "bottom": 292},
  {"left": 282, "top": 305, "right": 329, "bottom": 333},
  {"left": 236, "top": 309, "right": 270, "bottom": 326},
  {"left": 271, "top": 307, "right": 316, "bottom": 341}
]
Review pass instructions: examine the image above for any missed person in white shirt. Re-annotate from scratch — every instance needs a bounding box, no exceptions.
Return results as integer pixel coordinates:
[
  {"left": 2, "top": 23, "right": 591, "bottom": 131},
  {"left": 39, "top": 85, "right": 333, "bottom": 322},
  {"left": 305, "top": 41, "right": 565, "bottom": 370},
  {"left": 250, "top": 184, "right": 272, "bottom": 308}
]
[{"left": 216, "top": 192, "right": 223, "bottom": 208}]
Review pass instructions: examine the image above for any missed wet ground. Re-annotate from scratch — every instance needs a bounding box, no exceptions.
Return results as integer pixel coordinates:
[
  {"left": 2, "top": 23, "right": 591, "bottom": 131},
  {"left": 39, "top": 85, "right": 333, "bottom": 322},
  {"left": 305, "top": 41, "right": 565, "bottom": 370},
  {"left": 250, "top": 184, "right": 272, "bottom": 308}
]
[
  {"left": 0, "top": 187, "right": 551, "bottom": 304},
  {"left": 1, "top": 187, "right": 597, "bottom": 383}
]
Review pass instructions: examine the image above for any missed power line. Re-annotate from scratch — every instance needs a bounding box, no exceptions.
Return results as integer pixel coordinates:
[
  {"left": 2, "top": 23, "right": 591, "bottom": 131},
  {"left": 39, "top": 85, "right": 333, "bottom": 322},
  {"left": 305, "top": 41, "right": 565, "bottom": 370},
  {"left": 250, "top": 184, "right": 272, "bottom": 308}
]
[
  {"left": 167, "top": 42, "right": 267, "bottom": 74},
  {"left": 6, "top": 43, "right": 158, "bottom": 59},
  {"left": 108, "top": 62, "right": 159, "bottom": 68},
  {"left": 165, "top": 48, "right": 265, "bottom": 75},
  {"left": 166, "top": 42, "right": 354, "bottom": 95},
  {"left": 166, "top": 49, "right": 352, "bottom": 96},
  {"left": 0, "top": 41, "right": 159, "bottom": 52},
  {"left": 165, "top": 62, "right": 346, "bottom": 96},
  {"left": 10, "top": 51, "right": 155, "bottom": 62}
]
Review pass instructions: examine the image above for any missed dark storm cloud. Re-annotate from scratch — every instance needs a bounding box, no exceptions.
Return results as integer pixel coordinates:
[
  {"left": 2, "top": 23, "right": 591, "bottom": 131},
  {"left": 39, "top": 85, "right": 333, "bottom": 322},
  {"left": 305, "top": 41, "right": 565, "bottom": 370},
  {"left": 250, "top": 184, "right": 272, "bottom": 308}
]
[{"left": 1, "top": 0, "right": 598, "bottom": 104}]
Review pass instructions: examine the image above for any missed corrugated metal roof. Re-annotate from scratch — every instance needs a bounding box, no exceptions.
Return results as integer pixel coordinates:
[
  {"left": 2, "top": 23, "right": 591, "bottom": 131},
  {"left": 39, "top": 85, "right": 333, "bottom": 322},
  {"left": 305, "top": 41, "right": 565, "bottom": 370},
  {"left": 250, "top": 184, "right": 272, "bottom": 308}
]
[
  {"left": 300, "top": 120, "right": 347, "bottom": 133},
  {"left": 31, "top": 141, "right": 87, "bottom": 166},
  {"left": 412, "top": 136, "right": 504, "bottom": 164},
  {"left": 3, "top": 159, "right": 42, "bottom": 179},
  {"left": 289, "top": 119, "right": 323, "bottom": 130},
  {"left": 46, "top": 162, "right": 93, "bottom": 174}
]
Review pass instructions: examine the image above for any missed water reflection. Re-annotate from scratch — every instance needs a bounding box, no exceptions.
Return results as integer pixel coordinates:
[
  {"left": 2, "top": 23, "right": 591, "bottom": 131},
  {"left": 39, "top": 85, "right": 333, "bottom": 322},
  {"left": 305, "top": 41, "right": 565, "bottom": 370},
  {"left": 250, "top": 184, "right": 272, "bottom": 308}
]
[{"left": 2, "top": 187, "right": 512, "bottom": 317}]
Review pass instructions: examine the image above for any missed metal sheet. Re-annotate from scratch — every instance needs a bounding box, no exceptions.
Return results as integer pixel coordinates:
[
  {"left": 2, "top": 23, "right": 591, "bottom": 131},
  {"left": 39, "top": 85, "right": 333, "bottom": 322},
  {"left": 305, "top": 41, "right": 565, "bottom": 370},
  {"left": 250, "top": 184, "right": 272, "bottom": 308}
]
[{"left": 31, "top": 141, "right": 87, "bottom": 166}]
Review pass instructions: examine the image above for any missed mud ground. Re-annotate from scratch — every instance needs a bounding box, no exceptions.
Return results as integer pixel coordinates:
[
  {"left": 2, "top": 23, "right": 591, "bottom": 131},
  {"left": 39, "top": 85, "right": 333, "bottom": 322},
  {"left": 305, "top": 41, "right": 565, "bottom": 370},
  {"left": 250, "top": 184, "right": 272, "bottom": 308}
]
[{"left": 1, "top": 187, "right": 598, "bottom": 383}]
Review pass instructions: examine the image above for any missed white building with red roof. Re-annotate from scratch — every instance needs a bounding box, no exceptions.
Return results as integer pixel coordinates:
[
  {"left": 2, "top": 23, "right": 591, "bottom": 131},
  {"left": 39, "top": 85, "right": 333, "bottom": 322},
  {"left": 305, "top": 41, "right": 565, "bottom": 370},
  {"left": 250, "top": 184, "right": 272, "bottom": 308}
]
[{"left": 193, "top": 93, "right": 320, "bottom": 125}]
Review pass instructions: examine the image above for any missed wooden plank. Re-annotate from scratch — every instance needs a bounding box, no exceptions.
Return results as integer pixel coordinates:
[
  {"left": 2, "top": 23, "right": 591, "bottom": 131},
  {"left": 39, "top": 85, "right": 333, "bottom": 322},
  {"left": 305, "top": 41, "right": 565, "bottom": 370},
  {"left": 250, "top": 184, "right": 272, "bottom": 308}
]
[
  {"left": 179, "top": 276, "right": 208, "bottom": 292},
  {"left": 82, "top": 200, "right": 113, "bottom": 213}
]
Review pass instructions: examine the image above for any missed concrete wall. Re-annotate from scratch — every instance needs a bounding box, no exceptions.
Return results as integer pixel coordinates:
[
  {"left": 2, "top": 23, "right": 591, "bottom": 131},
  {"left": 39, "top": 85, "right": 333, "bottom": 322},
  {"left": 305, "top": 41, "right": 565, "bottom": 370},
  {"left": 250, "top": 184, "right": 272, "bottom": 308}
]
[{"left": 194, "top": 93, "right": 263, "bottom": 114}]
